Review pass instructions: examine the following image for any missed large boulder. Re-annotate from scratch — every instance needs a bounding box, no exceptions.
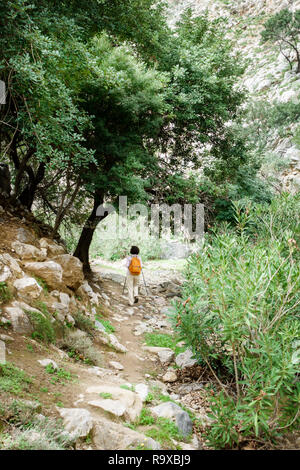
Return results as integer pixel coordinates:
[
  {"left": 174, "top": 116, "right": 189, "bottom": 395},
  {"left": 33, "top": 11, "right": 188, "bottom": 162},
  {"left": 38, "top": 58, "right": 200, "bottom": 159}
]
[
  {"left": 23, "top": 261, "right": 63, "bottom": 289},
  {"left": 0, "top": 254, "right": 23, "bottom": 276},
  {"left": 53, "top": 255, "right": 84, "bottom": 289},
  {"left": 0, "top": 262, "right": 12, "bottom": 282},
  {"left": 3, "top": 301, "right": 43, "bottom": 334},
  {"left": 13, "top": 277, "right": 42, "bottom": 299},
  {"left": 92, "top": 416, "right": 160, "bottom": 450},
  {"left": 76, "top": 281, "right": 100, "bottom": 305},
  {"left": 151, "top": 402, "right": 193, "bottom": 438},
  {"left": 53, "top": 254, "right": 84, "bottom": 289},
  {"left": 86, "top": 385, "right": 143, "bottom": 423},
  {"left": 56, "top": 408, "right": 94, "bottom": 439},
  {"left": 11, "top": 241, "right": 47, "bottom": 261},
  {"left": 39, "top": 238, "right": 65, "bottom": 257}
]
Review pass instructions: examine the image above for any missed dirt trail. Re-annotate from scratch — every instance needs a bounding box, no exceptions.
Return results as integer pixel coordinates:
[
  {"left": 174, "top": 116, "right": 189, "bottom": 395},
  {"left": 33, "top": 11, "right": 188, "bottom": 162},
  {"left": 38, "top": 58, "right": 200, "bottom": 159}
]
[{"left": 2, "top": 258, "right": 199, "bottom": 450}]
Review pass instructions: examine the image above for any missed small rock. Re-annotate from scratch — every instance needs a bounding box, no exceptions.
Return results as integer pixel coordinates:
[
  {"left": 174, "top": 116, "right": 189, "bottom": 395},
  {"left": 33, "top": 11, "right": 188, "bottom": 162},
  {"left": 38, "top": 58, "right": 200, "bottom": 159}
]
[
  {"left": 38, "top": 359, "right": 58, "bottom": 370},
  {"left": 175, "top": 349, "right": 197, "bottom": 368},
  {"left": 0, "top": 334, "right": 14, "bottom": 342},
  {"left": 0, "top": 340, "right": 6, "bottom": 364},
  {"left": 92, "top": 416, "right": 160, "bottom": 450},
  {"left": 0, "top": 263, "right": 12, "bottom": 282},
  {"left": 11, "top": 241, "right": 47, "bottom": 261},
  {"left": 95, "top": 320, "right": 106, "bottom": 332},
  {"left": 109, "top": 361, "right": 124, "bottom": 371},
  {"left": 108, "top": 334, "right": 128, "bottom": 353},
  {"left": 88, "top": 399, "right": 126, "bottom": 417},
  {"left": 101, "top": 292, "right": 110, "bottom": 301},
  {"left": 177, "top": 383, "right": 203, "bottom": 395},
  {"left": 170, "top": 393, "right": 179, "bottom": 400},
  {"left": 151, "top": 402, "right": 192, "bottom": 437},
  {"left": 126, "top": 308, "right": 135, "bottom": 316},
  {"left": 57, "top": 408, "right": 94, "bottom": 438},
  {"left": 39, "top": 238, "right": 65, "bottom": 257},
  {"left": 0, "top": 254, "right": 22, "bottom": 275},
  {"left": 135, "top": 383, "right": 149, "bottom": 402},
  {"left": 157, "top": 349, "right": 175, "bottom": 365},
  {"left": 162, "top": 370, "right": 177, "bottom": 383}
]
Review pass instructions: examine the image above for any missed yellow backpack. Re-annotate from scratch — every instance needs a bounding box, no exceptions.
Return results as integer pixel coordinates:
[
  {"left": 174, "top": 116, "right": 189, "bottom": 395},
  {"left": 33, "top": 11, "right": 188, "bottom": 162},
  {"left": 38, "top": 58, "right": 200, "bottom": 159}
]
[{"left": 129, "top": 256, "right": 142, "bottom": 276}]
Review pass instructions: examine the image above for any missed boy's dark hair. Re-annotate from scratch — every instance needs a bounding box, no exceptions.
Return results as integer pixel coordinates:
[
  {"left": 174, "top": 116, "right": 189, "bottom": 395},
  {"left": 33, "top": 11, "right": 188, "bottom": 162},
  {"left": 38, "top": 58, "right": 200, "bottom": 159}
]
[{"left": 130, "top": 246, "right": 140, "bottom": 255}]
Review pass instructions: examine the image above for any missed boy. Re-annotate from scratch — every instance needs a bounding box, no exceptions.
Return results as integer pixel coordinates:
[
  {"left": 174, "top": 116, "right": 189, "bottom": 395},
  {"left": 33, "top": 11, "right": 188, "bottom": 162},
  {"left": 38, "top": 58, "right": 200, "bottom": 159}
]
[{"left": 125, "top": 246, "right": 142, "bottom": 306}]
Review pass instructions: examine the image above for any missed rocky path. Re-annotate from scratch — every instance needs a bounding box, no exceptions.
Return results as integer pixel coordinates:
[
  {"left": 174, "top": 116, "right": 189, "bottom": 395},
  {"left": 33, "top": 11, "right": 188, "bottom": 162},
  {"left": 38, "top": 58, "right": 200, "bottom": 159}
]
[{"left": 59, "top": 260, "right": 208, "bottom": 450}]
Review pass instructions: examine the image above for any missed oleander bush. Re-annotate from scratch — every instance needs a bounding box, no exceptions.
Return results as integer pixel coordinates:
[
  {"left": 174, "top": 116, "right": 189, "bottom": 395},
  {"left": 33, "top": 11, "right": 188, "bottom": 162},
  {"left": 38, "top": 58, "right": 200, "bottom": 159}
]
[{"left": 173, "top": 194, "right": 300, "bottom": 448}]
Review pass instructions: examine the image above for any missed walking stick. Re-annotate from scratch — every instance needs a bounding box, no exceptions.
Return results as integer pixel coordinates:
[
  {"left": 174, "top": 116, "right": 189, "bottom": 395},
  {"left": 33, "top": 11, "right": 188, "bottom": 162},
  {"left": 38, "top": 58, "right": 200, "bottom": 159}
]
[
  {"left": 122, "top": 277, "right": 127, "bottom": 294},
  {"left": 142, "top": 270, "right": 149, "bottom": 296}
]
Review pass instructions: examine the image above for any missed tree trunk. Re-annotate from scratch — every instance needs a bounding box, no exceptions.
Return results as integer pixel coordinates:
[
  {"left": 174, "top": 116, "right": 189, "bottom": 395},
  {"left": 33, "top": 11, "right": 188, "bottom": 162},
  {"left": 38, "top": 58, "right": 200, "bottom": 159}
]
[
  {"left": 19, "top": 161, "right": 45, "bottom": 210},
  {"left": 73, "top": 191, "right": 107, "bottom": 274}
]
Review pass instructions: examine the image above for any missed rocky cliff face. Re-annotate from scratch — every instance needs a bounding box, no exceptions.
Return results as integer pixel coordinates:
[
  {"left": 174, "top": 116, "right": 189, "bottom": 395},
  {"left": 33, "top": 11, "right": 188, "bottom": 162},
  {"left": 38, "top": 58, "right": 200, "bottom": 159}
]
[{"left": 167, "top": 0, "right": 300, "bottom": 192}]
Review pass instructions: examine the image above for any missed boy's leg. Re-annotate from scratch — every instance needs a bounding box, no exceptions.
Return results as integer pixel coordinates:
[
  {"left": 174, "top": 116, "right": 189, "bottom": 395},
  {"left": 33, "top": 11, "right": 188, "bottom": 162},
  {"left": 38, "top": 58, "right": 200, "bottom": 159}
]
[
  {"left": 127, "top": 274, "right": 134, "bottom": 306},
  {"left": 133, "top": 275, "right": 139, "bottom": 299}
]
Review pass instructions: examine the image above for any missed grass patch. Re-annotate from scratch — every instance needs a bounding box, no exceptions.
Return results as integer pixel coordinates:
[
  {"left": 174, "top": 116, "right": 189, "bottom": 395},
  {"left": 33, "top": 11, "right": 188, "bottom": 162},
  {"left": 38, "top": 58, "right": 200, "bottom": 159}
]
[
  {"left": 138, "top": 407, "right": 155, "bottom": 426},
  {"left": 145, "top": 417, "right": 184, "bottom": 449},
  {"left": 99, "top": 392, "right": 113, "bottom": 399},
  {"left": 0, "top": 282, "right": 12, "bottom": 305},
  {"left": 120, "top": 384, "right": 135, "bottom": 392},
  {"left": 0, "top": 363, "right": 32, "bottom": 395},
  {"left": 95, "top": 314, "right": 115, "bottom": 334},
  {"left": 144, "top": 332, "right": 185, "bottom": 355},
  {"left": 45, "top": 364, "right": 74, "bottom": 385},
  {"left": 124, "top": 422, "right": 137, "bottom": 431}
]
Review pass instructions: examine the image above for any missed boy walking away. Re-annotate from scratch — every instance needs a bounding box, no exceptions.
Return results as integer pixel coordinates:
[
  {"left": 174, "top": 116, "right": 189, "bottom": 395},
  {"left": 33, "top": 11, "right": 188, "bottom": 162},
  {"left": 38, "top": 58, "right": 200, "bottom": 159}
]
[{"left": 125, "top": 246, "right": 142, "bottom": 306}]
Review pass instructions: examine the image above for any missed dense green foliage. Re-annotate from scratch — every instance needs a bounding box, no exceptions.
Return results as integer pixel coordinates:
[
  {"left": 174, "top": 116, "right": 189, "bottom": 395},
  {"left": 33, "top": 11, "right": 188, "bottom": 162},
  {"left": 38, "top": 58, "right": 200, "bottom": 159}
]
[
  {"left": 0, "top": 0, "right": 250, "bottom": 270},
  {"left": 174, "top": 194, "right": 300, "bottom": 448}
]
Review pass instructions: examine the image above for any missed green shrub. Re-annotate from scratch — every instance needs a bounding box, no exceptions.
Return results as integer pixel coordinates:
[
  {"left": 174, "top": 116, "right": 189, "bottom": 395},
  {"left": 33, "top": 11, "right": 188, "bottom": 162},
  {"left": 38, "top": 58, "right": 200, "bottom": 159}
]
[
  {"left": 0, "top": 416, "right": 75, "bottom": 450},
  {"left": 174, "top": 195, "right": 300, "bottom": 448},
  {"left": 73, "top": 311, "right": 95, "bottom": 338},
  {"left": 57, "top": 330, "right": 102, "bottom": 366},
  {"left": 26, "top": 308, "right": 56, "bottom": 344}
]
